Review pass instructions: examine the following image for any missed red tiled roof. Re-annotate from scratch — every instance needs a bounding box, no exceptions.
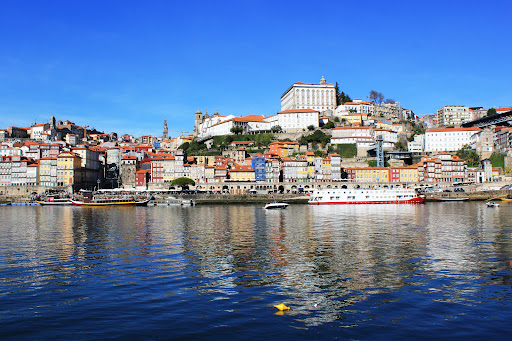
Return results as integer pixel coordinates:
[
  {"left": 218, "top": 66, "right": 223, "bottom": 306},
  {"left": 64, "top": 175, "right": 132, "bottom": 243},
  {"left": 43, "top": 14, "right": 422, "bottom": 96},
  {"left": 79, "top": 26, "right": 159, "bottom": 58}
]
[
  {"left": 230, "top": 165, "right": 254, "bottom": 172},
  {"left": 496, "top": 107, "right": 512, "bottom": 112}
]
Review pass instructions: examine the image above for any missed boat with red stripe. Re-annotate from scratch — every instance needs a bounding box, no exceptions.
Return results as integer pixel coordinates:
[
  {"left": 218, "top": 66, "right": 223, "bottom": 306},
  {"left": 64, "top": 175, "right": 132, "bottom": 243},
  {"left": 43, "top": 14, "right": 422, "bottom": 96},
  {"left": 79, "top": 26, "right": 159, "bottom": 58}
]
[{"left": 308, "top": 187, "right": 425, "bottom": 205}]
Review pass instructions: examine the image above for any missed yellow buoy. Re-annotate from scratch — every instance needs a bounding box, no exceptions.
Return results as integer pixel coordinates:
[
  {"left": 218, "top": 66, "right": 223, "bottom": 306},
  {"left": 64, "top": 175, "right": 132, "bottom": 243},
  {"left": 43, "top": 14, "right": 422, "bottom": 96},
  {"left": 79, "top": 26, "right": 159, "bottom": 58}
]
[{"left": 274, "top": 303, "right": 290, "bottom": 311}]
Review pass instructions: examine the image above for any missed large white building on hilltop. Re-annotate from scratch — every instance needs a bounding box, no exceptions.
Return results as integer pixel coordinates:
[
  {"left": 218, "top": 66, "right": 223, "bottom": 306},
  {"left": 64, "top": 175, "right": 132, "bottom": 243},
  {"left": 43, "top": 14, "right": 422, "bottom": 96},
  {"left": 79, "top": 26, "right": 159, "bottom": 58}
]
[
  {"left": 280, "top": 76, "right": 336, "bottom": 114},
  {"left": 266, "top": 109, "right": 319, "bottom": 133},
  {"left": 424, "top": 127, "right": 482, "bottom": 153},
  {"left": 437, "top": 105, "right": 471, "bottom": 127}
]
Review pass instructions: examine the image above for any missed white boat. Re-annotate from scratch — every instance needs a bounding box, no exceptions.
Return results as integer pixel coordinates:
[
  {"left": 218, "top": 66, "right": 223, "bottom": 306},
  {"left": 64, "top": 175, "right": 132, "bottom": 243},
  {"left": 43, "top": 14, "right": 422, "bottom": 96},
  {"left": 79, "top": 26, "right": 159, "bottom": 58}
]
[
  {"left": 486, "top": 202, "right": 500, "bottom": 207},
  {"left": 308, "top": 187, "right": 425, "bottom": 205},
  {"left": 181, "top": 199, "right": 195, "bottom": 206},
  {"left": 36, "top": 198, "right": 72, "bottom": 205},
  {"left": 264, "top": 202, "right": 289, "bottom": 210},
  {"left": 70, "top": 195, "right": 152, "bottom": 207}
]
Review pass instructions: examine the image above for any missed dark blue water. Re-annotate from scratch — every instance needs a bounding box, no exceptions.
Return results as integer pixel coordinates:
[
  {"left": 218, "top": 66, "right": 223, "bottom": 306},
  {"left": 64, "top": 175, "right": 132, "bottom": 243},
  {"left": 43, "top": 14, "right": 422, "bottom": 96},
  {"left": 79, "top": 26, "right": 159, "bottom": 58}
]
[{"left": 1, "top": 203, "right": 512, "bottom": 340}]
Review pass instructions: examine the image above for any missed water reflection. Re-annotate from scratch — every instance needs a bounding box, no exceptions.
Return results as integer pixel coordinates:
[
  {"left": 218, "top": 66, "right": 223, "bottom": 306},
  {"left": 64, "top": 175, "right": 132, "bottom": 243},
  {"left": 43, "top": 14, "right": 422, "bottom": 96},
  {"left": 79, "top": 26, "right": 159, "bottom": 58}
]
[{"left": 1, "top": 203, "right": 512, "bottom": 337}]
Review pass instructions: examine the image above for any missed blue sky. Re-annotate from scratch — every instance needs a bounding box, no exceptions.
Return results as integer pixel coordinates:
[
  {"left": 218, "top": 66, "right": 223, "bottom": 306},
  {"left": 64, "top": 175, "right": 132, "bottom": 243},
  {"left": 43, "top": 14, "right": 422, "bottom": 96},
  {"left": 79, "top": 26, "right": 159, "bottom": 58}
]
[{"left": 1, "top": 0, "right": 511, "bottom": 137}]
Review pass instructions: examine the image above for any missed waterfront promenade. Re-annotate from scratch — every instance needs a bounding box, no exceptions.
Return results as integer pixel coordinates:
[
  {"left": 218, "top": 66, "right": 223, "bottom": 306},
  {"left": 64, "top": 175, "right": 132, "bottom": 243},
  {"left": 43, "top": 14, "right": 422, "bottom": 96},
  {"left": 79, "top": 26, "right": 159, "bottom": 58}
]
[{"left": 1, "top": 180, "right": 510, "bottom": 202}]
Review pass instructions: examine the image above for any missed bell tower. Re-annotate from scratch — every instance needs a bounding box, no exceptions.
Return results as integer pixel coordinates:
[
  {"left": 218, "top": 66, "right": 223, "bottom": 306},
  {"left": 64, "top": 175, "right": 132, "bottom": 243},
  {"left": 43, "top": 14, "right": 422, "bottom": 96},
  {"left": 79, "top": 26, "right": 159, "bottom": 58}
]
[
  {"left": 194, "top": 110, "right": 203, "bottom": 136},
  {"left": 163, "top": 118, "right": 168, "bottom": 139}
]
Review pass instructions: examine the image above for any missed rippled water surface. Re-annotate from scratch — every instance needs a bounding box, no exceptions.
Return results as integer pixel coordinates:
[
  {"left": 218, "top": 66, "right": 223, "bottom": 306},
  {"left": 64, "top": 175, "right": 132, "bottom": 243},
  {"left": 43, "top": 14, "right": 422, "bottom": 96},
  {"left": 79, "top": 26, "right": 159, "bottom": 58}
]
[{"left": 1, "top": 203, "right": 512, "bottom": 340}]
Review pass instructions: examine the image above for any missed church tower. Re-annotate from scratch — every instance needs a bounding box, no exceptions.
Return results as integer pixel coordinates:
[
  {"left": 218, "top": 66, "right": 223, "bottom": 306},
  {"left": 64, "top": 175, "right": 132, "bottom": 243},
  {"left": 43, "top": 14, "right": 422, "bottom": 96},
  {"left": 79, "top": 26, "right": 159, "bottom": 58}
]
[
  {"left": 49, "top": 115, "right": 56, "bottom": 129},
  {"left": 163, "top": 118, "right": 168, "bottom": 139},
  {"left": 194, "top": 110, "right": 203, "bottom": 136}
]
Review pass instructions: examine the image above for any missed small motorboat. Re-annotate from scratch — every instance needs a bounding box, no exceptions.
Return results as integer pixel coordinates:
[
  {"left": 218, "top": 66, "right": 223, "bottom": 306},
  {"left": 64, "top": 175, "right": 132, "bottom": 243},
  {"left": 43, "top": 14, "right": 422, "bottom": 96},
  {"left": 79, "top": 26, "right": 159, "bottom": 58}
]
[
  {"left": 264, "top": 202, "right": 289, "bottom": 210},
  {"left": 486, "top": 202, "right": 500, "bottom": 208}
]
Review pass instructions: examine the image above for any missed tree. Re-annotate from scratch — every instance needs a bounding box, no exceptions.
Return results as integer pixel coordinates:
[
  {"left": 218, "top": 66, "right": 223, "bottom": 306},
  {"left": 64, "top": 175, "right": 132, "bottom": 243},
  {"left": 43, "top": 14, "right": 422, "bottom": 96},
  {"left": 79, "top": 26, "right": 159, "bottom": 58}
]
[
  {"left": 369, "top": 90, "right": 379, "bottom": 102},
  {"left": 230, "top": 126, "right": 244, "bottom": 135},
  {"left": 385, "top": 98, "right": 396, "bottom": 104},
  {"left": 395, "top": 141, "right": 406, "bottom": 151},
  {"left": 171, "top": 177, "right": 195, "bottom": 190},
  {"left": 369, "top": 90, "right": 384, "bottom": 104},
  {"left": 456, "top": 144, "right": 480, "bottom": 167},
  {"left": 307, "top": 125, "right": 315, "bottom": 131},
  {"left": 323, "top": 121, "right": 335, "bottom": 129},
  {"left": 377, "top": 92, "right": 384, "bottom": 104},
  {"left": 487, "top": 108, "right": 497, "bottom": 116},
  {"left": 333, "top": 116, "right": 340, "bottom": 123},
  {"left": 225, "top": 135, "right": 234, "bottom": 143},
  {"left": 337, "top": 91, "right": 352, "bottom": 105},
  {"left": 179, "top": 142, "right": 190, "bottom": 151},
  {"left": 271, "top": 125, "right": 283, "bottom": 133}
]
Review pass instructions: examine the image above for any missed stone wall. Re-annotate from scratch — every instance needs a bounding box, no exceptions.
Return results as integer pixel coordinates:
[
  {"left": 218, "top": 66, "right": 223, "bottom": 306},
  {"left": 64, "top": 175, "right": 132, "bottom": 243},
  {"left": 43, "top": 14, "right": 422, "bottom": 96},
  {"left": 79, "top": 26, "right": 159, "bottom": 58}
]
[{"left": 0, "top": 185, "right": 73, "bottom": 200}]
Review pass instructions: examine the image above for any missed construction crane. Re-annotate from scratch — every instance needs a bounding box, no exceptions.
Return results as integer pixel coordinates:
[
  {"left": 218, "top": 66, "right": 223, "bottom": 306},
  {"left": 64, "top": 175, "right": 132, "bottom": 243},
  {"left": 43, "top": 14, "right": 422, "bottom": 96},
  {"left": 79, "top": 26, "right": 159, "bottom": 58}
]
[{"left": 168, "top": 130, "right": 190, "bottom": 137}]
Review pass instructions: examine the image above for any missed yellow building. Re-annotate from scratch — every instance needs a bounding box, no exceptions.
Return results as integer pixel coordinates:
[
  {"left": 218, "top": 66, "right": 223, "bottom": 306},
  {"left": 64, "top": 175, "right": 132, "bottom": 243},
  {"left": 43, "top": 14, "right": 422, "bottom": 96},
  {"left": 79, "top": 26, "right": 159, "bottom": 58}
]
[
  {"left": 205, "top": 166, "right": 215, "bottom": 182},
  {"left": 229, "top": 165, "right": 255, "bottom": 182},
  {"left": 398, "top": 166, "right": 419, "bottom": 182},
  {"left": 162, "top": 155, "right": 176, "bottom": 183},
  {"left": 343, "top": 113, "right": 368, "bottom": 126},
  {"left": 57, "top": 152, "right": 81, "bottom": 187},
  {"left": 269, "top": 142, "right": 299, "bottom": 158},
  {"left": 322, "top": 157, "right": 332, "bottom": 179},
  {"left": 354, "top": 167, "right": 389, "bottom": 182},
  {"left": 194, "top": 155, "right": 216, "bottom": 166}
]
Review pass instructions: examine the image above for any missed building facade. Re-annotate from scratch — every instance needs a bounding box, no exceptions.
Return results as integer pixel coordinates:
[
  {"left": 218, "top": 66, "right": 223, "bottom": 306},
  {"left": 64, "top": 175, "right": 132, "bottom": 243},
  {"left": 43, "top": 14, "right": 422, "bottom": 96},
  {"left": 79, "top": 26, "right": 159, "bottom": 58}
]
[
  {"left": 280, "top": 77, "right": 336, "bottom": 114},
  {"left": 437, "top": 105, "right": 471, "bottom": 127}
]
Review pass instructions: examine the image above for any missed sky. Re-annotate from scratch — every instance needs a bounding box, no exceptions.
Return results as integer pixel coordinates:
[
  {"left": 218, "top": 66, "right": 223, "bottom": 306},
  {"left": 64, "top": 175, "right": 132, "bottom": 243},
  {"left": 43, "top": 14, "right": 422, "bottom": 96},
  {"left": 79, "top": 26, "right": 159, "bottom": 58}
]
[{"left": 0, "top": 0, "right": 511, "bottom": 138}]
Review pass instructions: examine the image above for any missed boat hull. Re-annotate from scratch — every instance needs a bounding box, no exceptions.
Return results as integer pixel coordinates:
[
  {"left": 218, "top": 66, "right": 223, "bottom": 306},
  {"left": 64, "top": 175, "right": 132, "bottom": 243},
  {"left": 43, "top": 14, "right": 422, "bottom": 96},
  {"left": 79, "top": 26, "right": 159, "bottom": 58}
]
[
  {"left": 264, "top": 203, "right": 289, "bottom": 209},
  {"left": 70, "top": 199, "right": 151, "bottom": 207},
  {"left": 309, "top": 197, "right": 425, "bottom": 205},
  {"left": 36, "top": 200, "right": 73, "bottom": 206},
  {"left": 434, "top": 197, "right": 469, "bottom": 202}
]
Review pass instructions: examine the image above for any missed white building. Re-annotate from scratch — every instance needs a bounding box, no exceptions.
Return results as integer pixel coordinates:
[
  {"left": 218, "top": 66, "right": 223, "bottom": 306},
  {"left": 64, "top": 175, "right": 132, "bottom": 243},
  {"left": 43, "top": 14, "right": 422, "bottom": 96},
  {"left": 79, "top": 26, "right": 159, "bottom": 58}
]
[
  {"left": 424, "top": 127, "right": 482, "bottom": 153},
  {"left": 280, "top": 77, "right": 336, "bottom": 114},
  {"left": 30, "top": 123, "right": 50, "bottom": 140},
  {"left": 437, "top": 105, "right": 471, "bottom": 127},
  {"left": 373, "top": 128, "right": 398, "bottom": 143},
  {"left": 331, "top": 126, "right": 373, "bottom": 140},
  {"left": 195, "top": 111, "right": 236, "bottom": 138},
  {"left": 196, "top": 112, "right": 273, "bottom": 138},
  {"left": 335, "top": 99, "right": 374, "bottom": 116},
  {"left": 269, "top": 109, "right": 319, "bottom": 132},
  {"left": 408, "top": 134, "right": 425, "bottom": 153}
]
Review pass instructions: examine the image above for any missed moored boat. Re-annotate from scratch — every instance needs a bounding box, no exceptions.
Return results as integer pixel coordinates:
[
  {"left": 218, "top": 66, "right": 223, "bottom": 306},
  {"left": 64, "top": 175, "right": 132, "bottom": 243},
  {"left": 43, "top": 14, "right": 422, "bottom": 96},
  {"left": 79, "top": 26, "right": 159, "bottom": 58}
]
[
  {"left": 308, "top": 187, "right": 425, "bottom": 205},
  {"left": 70, "top": 197, "right": 151, "bottom": 207},
  {"left": 490, "top": 194, "right": 512, "bottom": 202},
  {"left": 36, "top": 198, "right": 73, "bottom": 205},
  {"left": 70, "top": 191, "right": 152, "bottom": 207},
  {"left": 264, "top": 202, "right": 289, "bottom": 209},
  {"left": 486, "top": 201, "right": 500, "bottom": 208}
]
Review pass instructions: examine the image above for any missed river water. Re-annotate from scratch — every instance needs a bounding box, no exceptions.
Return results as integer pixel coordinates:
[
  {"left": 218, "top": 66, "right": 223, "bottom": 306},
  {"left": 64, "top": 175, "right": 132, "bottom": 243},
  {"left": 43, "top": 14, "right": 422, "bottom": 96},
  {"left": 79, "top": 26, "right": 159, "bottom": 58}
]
[{"left": 1, "top": 203, "right": 512, "bottom": 340}]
